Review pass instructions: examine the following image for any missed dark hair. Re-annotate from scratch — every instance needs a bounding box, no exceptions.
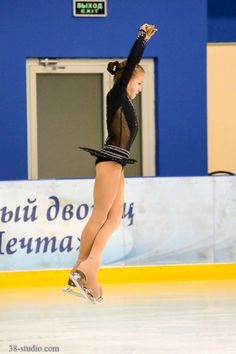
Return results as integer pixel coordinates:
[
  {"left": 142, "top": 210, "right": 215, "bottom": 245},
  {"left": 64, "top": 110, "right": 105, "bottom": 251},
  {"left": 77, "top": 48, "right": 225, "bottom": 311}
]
[
  {"left": 107, "top": 60, "right": 145, "bottom": 84},
  {"left": 107, "top": 61, "right": 120, "bottom": 75}
]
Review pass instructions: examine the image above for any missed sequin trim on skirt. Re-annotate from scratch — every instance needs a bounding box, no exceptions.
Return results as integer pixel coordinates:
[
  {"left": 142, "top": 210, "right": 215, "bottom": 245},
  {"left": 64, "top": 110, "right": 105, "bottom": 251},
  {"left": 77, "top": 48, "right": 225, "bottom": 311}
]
[{"left": 79, "top": 145, "right": 137, "bottom": 165}]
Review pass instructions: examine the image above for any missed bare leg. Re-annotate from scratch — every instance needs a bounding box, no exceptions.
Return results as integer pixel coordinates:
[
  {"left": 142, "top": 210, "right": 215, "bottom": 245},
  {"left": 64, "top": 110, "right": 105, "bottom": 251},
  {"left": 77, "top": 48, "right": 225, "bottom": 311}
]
[
  {"left": 89, "top": 171, "right": 124, "bottom": 261},
  {"left": 71, "top": 161, "right": 123, "bottom": 273},
  {"left": 78, "top": 169, "right": 124, "bottom": 296},
  {"left": 79, "top": 169, "right": 124, "bottom": 298},
  {"left": 71, "top": 162, "right": 124, "bottom": 298}
]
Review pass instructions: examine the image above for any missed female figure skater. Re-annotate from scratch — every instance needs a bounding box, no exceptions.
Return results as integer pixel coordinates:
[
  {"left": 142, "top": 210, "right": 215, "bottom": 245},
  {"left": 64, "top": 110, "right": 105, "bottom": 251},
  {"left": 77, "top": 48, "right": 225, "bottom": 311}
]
[{"left": 68, "top": 24, "right": 157, "bottom": 302}]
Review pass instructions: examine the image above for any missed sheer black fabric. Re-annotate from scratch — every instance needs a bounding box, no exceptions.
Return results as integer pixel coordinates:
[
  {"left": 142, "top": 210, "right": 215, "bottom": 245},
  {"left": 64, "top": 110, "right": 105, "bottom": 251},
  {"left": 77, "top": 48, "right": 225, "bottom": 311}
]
[{"left": 79, "top": 31, "right": 146, "bottom": 166}]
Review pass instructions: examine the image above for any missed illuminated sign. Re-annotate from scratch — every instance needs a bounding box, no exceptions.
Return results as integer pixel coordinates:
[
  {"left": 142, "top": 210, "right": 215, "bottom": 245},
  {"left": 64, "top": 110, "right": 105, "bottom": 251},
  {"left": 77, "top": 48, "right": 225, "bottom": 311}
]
[{"left": 73, "top": 0, "right": 107, "bottom": 17}]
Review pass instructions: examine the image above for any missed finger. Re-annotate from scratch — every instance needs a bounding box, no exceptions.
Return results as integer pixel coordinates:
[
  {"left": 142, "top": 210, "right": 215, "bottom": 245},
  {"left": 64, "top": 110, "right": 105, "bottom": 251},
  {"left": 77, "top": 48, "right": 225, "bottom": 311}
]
[{"left": 140, "top": 23, "right": 148, "bottom": 30}]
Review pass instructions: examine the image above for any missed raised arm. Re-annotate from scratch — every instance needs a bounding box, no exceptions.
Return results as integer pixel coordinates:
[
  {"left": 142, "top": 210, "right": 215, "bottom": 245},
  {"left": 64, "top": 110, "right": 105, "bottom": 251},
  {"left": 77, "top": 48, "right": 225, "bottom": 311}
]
[{"left": 115, "top": 24, "right": 157, "bottom": 90}]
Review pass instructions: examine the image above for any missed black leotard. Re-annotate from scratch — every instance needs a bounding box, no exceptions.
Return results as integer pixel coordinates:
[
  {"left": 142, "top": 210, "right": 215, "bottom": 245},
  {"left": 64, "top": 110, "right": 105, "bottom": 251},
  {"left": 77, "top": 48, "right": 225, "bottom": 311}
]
[{"left": 80, "top": 30, "right": 147, "bottom": 166}]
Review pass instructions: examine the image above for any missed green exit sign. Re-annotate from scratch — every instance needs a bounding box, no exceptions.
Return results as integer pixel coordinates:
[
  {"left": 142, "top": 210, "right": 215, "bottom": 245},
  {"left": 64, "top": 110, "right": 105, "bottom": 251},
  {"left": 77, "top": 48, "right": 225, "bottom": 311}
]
[{"left": 73, "top": 0, "right": 107, "bottom": 17}]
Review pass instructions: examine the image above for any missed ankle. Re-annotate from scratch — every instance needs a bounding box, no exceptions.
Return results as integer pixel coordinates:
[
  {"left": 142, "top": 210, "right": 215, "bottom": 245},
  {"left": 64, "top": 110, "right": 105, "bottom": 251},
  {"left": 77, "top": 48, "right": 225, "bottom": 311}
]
[
  {"left": 87, "top": 255, "right": 101, "bottom": 269},
  {"left": 74, "top": 256, "right": 87, "bottom": 269}
]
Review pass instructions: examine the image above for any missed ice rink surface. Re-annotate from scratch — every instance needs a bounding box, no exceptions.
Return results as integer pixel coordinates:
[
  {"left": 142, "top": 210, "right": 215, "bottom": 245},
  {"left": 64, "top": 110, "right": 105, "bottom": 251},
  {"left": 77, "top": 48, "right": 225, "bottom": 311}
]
[{"left": 1, "top": 280, "right": 236, "bottom": 354}]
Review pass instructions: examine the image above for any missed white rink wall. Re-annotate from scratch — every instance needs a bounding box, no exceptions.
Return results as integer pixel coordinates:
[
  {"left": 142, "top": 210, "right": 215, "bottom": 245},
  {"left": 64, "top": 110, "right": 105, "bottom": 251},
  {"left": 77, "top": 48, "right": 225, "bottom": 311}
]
[{"left": 0, "top": 176, "right": 235, "bottom": 271}]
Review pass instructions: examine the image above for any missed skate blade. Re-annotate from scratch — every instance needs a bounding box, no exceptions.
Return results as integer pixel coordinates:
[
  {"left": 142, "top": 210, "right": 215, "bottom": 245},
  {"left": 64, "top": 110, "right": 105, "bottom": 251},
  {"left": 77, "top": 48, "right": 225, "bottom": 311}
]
[
  {"left": 62, "top": 286, "right": 93, "bottom": 302},
  {"left": 69, "top": 273, "right": 95, "bottom": 303},
  {"left": 63, "top": 286, "right": 103, "bottom": 303},
  {"left": 62, "top": 286, "right": 84, "bottom": 298}
]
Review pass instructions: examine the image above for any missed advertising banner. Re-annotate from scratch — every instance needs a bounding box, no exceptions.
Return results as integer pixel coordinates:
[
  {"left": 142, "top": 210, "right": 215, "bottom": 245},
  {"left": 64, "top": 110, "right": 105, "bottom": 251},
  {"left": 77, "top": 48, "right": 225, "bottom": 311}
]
[{"left": 0, "top": 177, "right": 235, "bottom": 271}]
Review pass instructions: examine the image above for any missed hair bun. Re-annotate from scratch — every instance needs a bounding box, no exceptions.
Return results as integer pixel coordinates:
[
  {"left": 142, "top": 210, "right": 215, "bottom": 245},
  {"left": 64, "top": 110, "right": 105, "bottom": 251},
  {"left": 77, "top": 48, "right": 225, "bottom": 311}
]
[{"left": 107, "top": 61, "right": 120, "bottom": 75}]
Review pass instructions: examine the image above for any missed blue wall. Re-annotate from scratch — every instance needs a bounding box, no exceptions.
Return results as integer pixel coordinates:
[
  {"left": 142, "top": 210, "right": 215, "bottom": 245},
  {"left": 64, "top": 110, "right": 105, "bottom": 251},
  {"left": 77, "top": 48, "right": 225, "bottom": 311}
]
[
  {"left": 208, "top": 0, "right": 236, "bottom": 42},
  {"left": 0, "top": 0, "right": 207, "bottom": 180}
]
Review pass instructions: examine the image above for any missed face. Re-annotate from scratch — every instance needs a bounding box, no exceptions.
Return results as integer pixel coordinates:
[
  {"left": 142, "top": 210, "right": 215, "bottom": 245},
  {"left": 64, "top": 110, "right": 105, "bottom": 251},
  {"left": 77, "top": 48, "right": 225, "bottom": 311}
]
[{"left": 127, "top": 71, "right": 145, "bottom": 100}]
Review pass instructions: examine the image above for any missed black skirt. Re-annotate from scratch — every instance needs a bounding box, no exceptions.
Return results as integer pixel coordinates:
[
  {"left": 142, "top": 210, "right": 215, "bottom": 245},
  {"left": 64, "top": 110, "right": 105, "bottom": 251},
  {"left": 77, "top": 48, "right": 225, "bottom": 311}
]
[{"left": 79, "top": 144, "right": 137, "bottom": 166}]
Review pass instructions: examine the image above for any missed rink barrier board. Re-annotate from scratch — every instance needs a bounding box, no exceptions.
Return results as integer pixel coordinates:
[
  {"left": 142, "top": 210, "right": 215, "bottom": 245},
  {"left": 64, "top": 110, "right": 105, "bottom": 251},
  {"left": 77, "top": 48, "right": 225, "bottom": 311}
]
[
  {"left": 0, "top": 263, "right": 236, "bottom": 289},
  {"left": 1, "top": 177, "right": 236, "bottom": 270}
]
